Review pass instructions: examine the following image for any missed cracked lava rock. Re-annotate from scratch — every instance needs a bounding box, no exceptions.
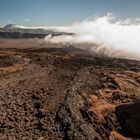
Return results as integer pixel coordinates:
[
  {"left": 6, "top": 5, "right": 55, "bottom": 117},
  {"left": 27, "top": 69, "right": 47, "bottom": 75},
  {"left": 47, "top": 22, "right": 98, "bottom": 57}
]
[{"left": 0, "top": 39, "right": 140, "bottom": 140}]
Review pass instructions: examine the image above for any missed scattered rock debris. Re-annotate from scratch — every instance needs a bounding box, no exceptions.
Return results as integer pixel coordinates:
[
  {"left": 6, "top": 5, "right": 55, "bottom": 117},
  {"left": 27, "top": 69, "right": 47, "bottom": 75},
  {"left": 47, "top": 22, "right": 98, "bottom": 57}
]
[{"left": 0, "top": 41, "right": 140, "bottom": 140}]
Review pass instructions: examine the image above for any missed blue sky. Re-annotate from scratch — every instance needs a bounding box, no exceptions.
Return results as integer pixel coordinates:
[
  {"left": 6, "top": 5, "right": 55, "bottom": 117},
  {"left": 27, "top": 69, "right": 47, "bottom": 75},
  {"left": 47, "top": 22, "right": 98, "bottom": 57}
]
[{"left": 0, "top": 0, "right": 140, "bottom": 26}]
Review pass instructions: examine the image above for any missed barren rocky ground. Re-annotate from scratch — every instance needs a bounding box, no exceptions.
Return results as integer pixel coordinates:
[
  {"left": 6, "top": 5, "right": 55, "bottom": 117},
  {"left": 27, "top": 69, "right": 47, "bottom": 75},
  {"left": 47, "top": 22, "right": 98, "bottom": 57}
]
[{"left": 0, "top": 39, "right": 140, "bottom": 140}]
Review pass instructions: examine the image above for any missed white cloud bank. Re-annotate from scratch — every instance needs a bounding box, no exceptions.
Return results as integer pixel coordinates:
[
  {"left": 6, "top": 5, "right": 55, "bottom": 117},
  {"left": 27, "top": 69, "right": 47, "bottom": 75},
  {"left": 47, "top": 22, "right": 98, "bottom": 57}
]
[
  {"left": 45, "top": 14, "right": 140, "bottom": 60},
  {"left": 15, "top": 13, "right": 140, "bottom": 60}
]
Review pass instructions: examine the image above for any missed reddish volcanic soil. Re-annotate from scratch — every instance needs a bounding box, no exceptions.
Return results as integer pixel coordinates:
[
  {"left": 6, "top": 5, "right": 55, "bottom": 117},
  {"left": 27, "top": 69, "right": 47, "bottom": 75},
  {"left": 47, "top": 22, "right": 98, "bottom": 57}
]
[{"left": 0, "top": 39, "right": 140, "bottom": 140}]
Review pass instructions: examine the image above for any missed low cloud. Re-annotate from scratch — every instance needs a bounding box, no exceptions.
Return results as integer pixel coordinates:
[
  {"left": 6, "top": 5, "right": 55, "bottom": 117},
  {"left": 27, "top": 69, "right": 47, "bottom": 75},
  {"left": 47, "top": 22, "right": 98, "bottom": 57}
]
[
  {"left": 14, "top": 13, "right": 140, "bottom": 60},
  {"left": 24, "top": 18, "right": 30, "bottom": 22},
  {"left": 7, "top": 20, "right": 12, "bottom": 24},
  {"left": 45, "top": 13, "right": 140, "bottom": 60}
]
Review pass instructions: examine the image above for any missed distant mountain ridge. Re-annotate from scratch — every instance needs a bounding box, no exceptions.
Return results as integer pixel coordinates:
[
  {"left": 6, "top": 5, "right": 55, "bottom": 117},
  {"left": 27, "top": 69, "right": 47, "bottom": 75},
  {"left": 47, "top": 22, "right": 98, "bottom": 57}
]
[
  {"left": 0, "top": 24, "right": 72, "bottom": 39},
  {"left": 4, "top": 24, "right": 17, "bottom": 29}
]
